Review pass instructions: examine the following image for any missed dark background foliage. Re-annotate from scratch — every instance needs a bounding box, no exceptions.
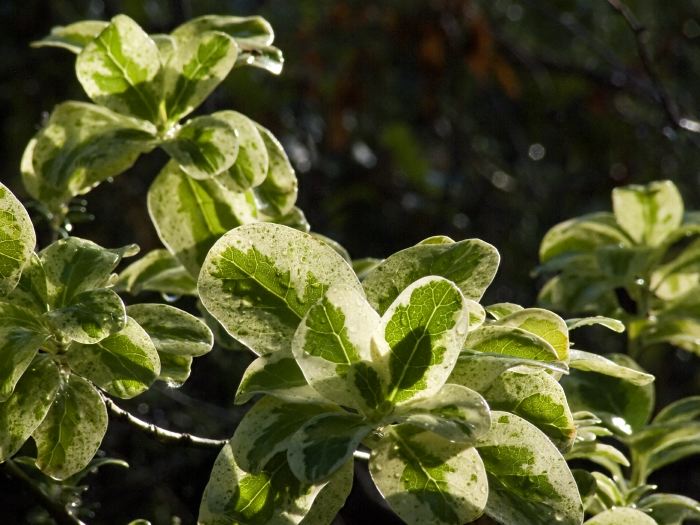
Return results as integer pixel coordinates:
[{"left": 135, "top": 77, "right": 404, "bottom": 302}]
[{"left": 2, "top": 0, "right": 700, "bottom": 523}]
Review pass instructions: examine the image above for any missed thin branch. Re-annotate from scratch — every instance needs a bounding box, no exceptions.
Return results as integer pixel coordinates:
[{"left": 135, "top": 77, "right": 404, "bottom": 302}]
[
  {"left": 3, "top": 460, "right": 85, "bottom": 525},
  {"left": 103, "top": 395, "right": 228, "bottom": 449}
]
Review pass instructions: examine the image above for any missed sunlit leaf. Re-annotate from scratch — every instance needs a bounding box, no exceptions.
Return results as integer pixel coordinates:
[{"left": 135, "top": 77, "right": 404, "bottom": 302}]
[
  {"left": 116, "top": 249, "right": 197, "bottom": 297},
  {"left": 584, "top": 507, "right": 656, "bottom": 524},
  {"left": 31, "top": 20, "right": 108, "bottom": 53},
  {"left": 0, "top": 182, "right": 36, "bottom": 296}
]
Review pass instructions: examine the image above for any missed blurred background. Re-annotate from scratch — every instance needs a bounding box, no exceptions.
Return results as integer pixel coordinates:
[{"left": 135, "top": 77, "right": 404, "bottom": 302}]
[{"left": 2, "top": 0, "right": 700, "bottom": 523}]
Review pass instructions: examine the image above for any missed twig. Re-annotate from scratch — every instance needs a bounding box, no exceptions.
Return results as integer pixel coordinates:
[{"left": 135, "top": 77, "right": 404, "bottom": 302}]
[
  {"left": 103, "top": 395, "right": 228, "bottom": 449},
  {"left": 3, "top": 460, "right": 85, "bottom": 525}
]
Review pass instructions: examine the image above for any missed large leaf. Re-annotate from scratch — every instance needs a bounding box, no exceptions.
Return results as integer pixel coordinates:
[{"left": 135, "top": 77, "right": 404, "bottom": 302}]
[
  {"left": 198, "top": 223, "right": 361, "bottom": 355},
  {"left": 612, "top": 180, "right": 684, "bottom": 246},
  {"left": 0, "top": 182, "right": 36, "bottom": 296},
  {"left": 33, "top": 373, "right": 108, "bottom": 480},
  {"left": 0, "top": 355, "right": 60, "bottom": 461},
  {"left": 198, "top": 451, "right": 328, "bottom": 525},
  {"left": 584, "top": 507, "right": 656, "bottom": 524},
  {"left": 22, "top": 102, "right": 155, "bottom": 206},
  {"left": 8, "top": 253, "right": 49, "bottom": 312},
  {"left": 369, "top": 425, "right": 488, "bottom": 525},
  {"left": 116, "top": 249, "right": 197, "bottom": 297},
  {"left": 66, "top": 317, "right": 160, "bottom": 399},
  {"left": 464, "top": 325, "right": 559, "bottom": 362},
  {"left": 371, "top": 276, "right": 469, "bottom": 404},
  {"left": 494, "top": 308, "right": 569, "bottom": 361},
  {"left": 568, "top": 349, "right": 654, "bottom": 385},
  {"left": 162, "top": 114, "right": 239, "bottom": 179},
  {"left": 254, "top": 125, "right": 298, "bottom": 219},
  {"left": 287, "top": 412, "right": 372, "bottom": 483},
  {"left": 362, "top": 237, "right": 499, "bottom": 314},
  {"left": 148, "top": 160, "right": 258, "bottom": 277},
  {"left": 31, "top": 20, "right": 109, "bottom": 53},
  {"left": 163, "top": 30, "right": 238, "bottom": 122},
  {"left": 292, "top": 284, "right": 379, "bottom": 409},
  {"left": 476, "top": 411, "right": 583, "bottom": 525},
  {"left": 76, "top": 15, "right": 162, "bottom": 122},
  {"left": 214, "top": 111, "right": 269, "bottom": 193}
]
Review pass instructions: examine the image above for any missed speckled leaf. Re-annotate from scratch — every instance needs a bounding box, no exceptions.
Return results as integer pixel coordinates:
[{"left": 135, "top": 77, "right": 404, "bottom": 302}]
[
  {"left": 198, "top": 223, "right": 362, "bottom": 355},
  {"left": 254, "top": 124, "right": 298, "bottom": 219},
  {"left": 116, "top": 249, "right": 196, "bottom": 297},
  {"left": 640, "top": 493, "right": 700, "bottom": 525},
  {"left": 627, "top": 420, "right": 700, "bottom": 481},
  {"left": 495, "top": 308, "right": 569, "bottom": 361},
  {"left": 482, "top": 369, "right": 575, "bottom": 451},
  {"left": 288, "top": 412, "right": 372, "bottom": 483},
  {"left": 198, "top": 450, "right": 325, "bottom": 525},
  {"left": 485, "top": 303, "right": 523, "bottom": 320},
  {"left": 391, "top": 383, "right": 491, "bottom": 443},
  {"left": 231, "top": 396, "right": 337, "bottom": 473},
  {"left": 0, "top": 302, "right": 50, "bottom": 401},
  {"left": 8, "top": 254, "right": 49, "bottom": 312},
  {"left": 214, "top": 111, "right": 269, "bottom": 193},
  {"left": 345, "top": 360, "right": 388, "bottom": 418},
  {"left": 372, "top": 276, "right": 469, "bottom": 405},
  {"left": 45, "top": 288, "right": 125, "bottom": 344},
  {"left": 299, "top": 459, "right": 354, "bottom": 524},
  {"left": 0, "top": 183, "right": 35, "bottom": 296},
  {"left": 293, "top": 284, "right": 380, "bottom": 409},
  {"left": 157, "top": 353, "right": 192, "bottom": 387},
  {"left": 566, "top": 316, "right": 625, "bottom": 332},
  {"left": 163, "top": 115, "right": 239, "bottom": 179},
  {"left": 569, "top": 350, "right": 654, "bottom": 385},
  {"left": 612, "top": 180, "right": 683, "bottom": 246},
  {"left": 66, "top": 317, "right": 160, "bottom": 399},
  {"left": 33, "top": 374, "right": 108, "bottom": 480},
  {"left": 22, "top": 102, "right": 155, "bottom": 206},
  {"left": 584, "top": 507, "right": 656, "bottom": 524},
  {"left": 148, "top": 160, "right": 258, "bottom": 277},
  {"left": 464, "top": 325, "right": 559, "bottom": 362},
  {"left": 31, "top": 20, "right": 108, "bottom": 53},
  {"left": 163, "top": 31, "right": 238, "bottom": 122},
  {"left": 370, "top": 425, "right": 488, "bottom": 525},
  {"left": 126, "top": 303, "right": 213, "bottom": 356},
  {"left": 172, "top": 15, "right": 274, "bottom": 47},
  {"left": 0, "top": 355, "right": 60, "bottom": 461},
  {"left": 476, "top": 411, "right": 583, "bottom": 525},
  {"left": 363, "top": 238, "right": 499, "bottom": 314},
  {"left": 76, "top": 15, "right": 161, "bottom": 122}
]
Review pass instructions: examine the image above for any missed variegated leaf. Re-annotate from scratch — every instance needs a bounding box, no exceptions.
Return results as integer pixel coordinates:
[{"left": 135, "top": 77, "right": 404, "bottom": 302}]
[
  {"left": 31, "top": 20, "right": 108, "bottom": 53},
  {"left": 584, "top": 507, "right": 656, "bottom": 524},
  {"left": 116, "top": 249, "right": 197, "bottom": 297},
  {"left": 464, "top": 325, "right": 559, "bottom": 362},
  {"left": 0, "top": 182, "right": 36, "bottom": 296},
  {"left": 569, "top": 350, "right": 654, "bottom": 385},
  {"left": 495, "top": 308, "right": 569, "bottom": 361},
  {"left": 214, "top": 111, "right": 269, "bottom": 193},
  {"left": 254, "top": 124, "right": 298, "bottom": 219}
]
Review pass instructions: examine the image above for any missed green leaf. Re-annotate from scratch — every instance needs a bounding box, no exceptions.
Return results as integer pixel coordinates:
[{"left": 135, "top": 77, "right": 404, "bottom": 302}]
[
  {"left": 363, "top": 237, "right": 499, "bottom": 314},
  {"left": 568, "top": 350, "right": 654, "bottom": 386},
  {"left": 495, "top": 308, "right": 569, "bottom": 361},
  {"left": 482, "top": 368, "right": 575, "bottom": 451},
  {"left": 0, "top": 355, "right": 60, "bottom": 461},
  {"left": 0, "top": 182, "right": 36, "bottom": 296},
  {"left": 476, "top": 411, "right": 583, "bottom": 525},
  {"left": 231, "top": 396, "right": 337, "bottom": 473},
  {"left": 561, "top": 354, "right": 654, "bottom": 435},
  {"left": 300, "top": 459, "right": 354, "bottom": 525},
  {"left": 651, "top": 238, "right": 700, "bottom": 299},
  {"left": 584, "top": 507, "right": 656, "bottom": 524},
  {"left": 198, "top": 451, "right": 327, "bottom": 525},
  {"left": 345, "top": 360, "right": 389, "bottom": 417},
  {"left": 653, "top": 396, "right": 700, "bottom": 424},
  {"left": 33, "top": 373, "right": 108, "bottom": 480},
  {"left": 66, "top": 317, "right": 160, "bottom": 399},
  {"left": 612, "top": 180, "right": 684, "bottom": 246},
  {"left": 157, "top": 353, "right": 192, "bottom": 387},
  {"left": 565, "top": 442, "right": 629, "bottom": 476},
  {"left": 172, "top": 15, "right": 275, "bottom": 47},
  {"left": 198, "top": 223, "right": 362, "bottom": 355},
  {"left": 372, "top": 276, "right": 469, "bottom": 404},
  {"left": 464, "top": 325, "right": 559, "bottom": 362},
  {"left": 126, "top": 303, "right": 213, "bottom": 356},
  {"left": 627, "top": 420, "right": 700, "bottom": 481},
  {"left": 566, "top": 316, "right": 625, "bottom": 332},
  {"left": 22, "top": 102, "right": 155, "bottom": 206},
  {"left": 214, "top": 111, "right": 269, "bottom": 193},
  {"left": 485, "top": 302, "right": 523, "bottom": 320},
  {"left": 391, "top": 383, "right": 491, "bottom": 443},
  {"left": 148, "top": 160, "right": 258, "bottom": 277},
  {"left": 162, "top": 115, "right": 239, "bottom": 179},
  {"left": 45, "top": 288, "right": 126, "bottom": 344},
  {"left": 76, "top": 15, "right": 161, "bottom": 122},
  {"left": 253, "top": 125, "right": 298, "bottom": 219},
  {"left": 640, "top": 493, "right": 700, "bottom": 525},
  {"left": 8, "top": 254, "right": 49, "bottom": 312},
  {"left": 163, "top": 31, "right": 238, "bottom": 122},
  {"left": 116, "top": 249, "right": 197, "bottom": 296},
  {"left": 369, "top": 425, "right": 488, "bottom": 525},
  {"left": 31, "top": 21, "right": 109, "bottom": 53},
  {"left": 292, "top": 284, "right": 380, "bottom": 409},
  {"left": 237, "top": 45, "right": 284, "bottom": 75},
  {"left": 287, "top": 412, "right": 372, "bottom": 483}
]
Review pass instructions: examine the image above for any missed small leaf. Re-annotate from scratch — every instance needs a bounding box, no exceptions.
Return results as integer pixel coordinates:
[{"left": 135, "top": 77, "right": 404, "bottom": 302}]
[
  {"left": 485, "top": 302, "right": 523, "bottom": 320},
  {"left": 31, "top": 20, "right": 109, "bottom": 53},
  {"left": 584, "top": 507, "right": 656, "bottom": 524},
  {"left": 116, "top": 249, "right": 197, "bottom": 296},
  {"left": 157, "top": 353, "right": 192, "bottom": 387},
  {"left": 172, "top": 15, "right": 275, "bottom": 47},
  {"left": 565, "top": 442, "right": 629, "bottom": 475},
  {"left": 568, "top": 350, "right": 654, "bottom": 386},
  {"left": 369, "top": 425, "right": 488, "bottom": 525},
  {"left": 372, "top": 276, "right": 469, "bottom": 404},
  {"left": 653, "top": 396, "right": 700, "bottom": 425},
  {"left": 0, "top": 182, "right": 36, "bottom": 296},
  {"left": 66, "top": 317, "right": 160, "bottom": 399},
  {"left": 33, "top": 373, "right": 108, "bottom": 480},
  {"left": 148, "top": 160, "right": 258, "bottom": 277},
  {"left": 162, "top": 115, "right": 239, "bottom": 179},
  {"left": 198, "top": 223, "right": 362, "bottom": 355},
  {"left": 566, "top": 316, "right": 625, "bottom": 332},
  {"left": 363, "top": 237, "right": 499, "bottom": 314},
  {"left": 8, "top": 254, "right": 49, "bottom": 312},
  {"left": 640, "top": 493, "right": 700, "bottom": 525},
  {"left": 288, "top": 412, "right": 372, "bottom": 483},
  {"left": 464, "top": 325, "right": 559, "bottom": 362},
  {"left": 76, "top": 15, "right": 162, "bottom": 122},
  {"left": 476, "top": 412, "right": 583, "bottom": 525},
  {"left": 237, "top": 44, "right": 284, "bottom": 75},
  {"left": 300, "top": 459, "right": 354, "bottom": 524},
  {"left": 253, "top": 124, "right": 298, "bottom": 219},
  {"left": 495, "top": 308, "right": 569, "bottom": 361},
  {"left": 612, "top": 180, "right": 684, "bottom": 246},
  {"left": 0, "top": 355, "right": 60, "bottom": 461}
]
